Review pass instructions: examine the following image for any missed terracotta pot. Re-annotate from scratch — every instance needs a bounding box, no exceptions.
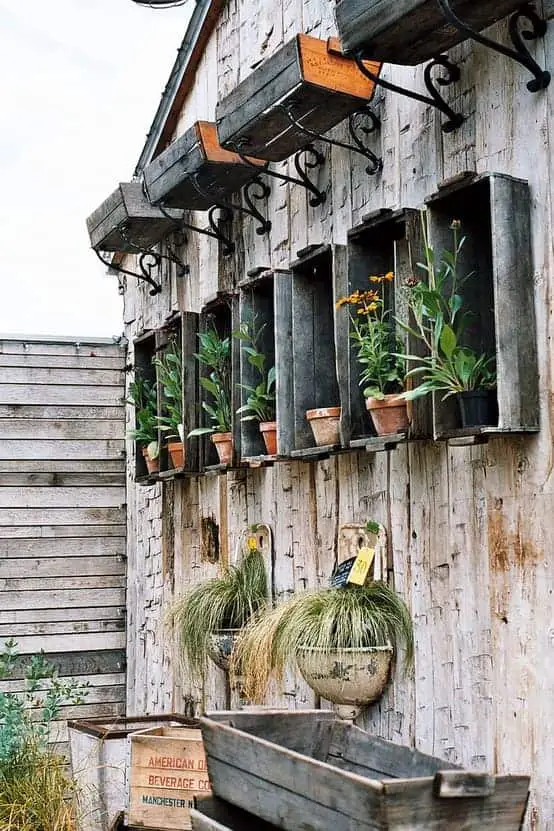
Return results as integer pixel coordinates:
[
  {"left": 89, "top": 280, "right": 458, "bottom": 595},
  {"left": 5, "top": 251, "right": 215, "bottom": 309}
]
[
  {"left": 211, "top": 432, "right": 233, "bottom": 464},
  {"left": 141, "top": 445, "right": 159, "bottom": 475},
  {"left": 306, "top": 407, "right": 341, "bottom": 447},
  {"left": 365, "top": 394, "right": 409, "bottom": 436},
  {"left": 296, "top": 645, "right": 393, "bottom": 719},
  {"left": 167, "top": 440, "right": 185, "bottom": 469},
  {"left": 207, "top": 629, "right": 241, "bottom": 671},
  {"left": 259, "top": 421, "right": 277, "bottom": 455}
]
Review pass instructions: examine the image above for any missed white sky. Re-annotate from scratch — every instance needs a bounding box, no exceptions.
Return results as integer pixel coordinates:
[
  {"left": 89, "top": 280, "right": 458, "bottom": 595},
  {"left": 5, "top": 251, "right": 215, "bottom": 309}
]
[{"left": 0, "top": 0, "right": 190, "bottom": 338}]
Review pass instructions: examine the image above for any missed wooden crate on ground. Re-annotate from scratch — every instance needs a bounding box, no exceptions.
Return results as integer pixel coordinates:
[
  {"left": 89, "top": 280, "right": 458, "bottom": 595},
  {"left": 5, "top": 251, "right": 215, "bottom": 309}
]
[{"left": 129, "top": 726, "right": 211, "bottom": 831}]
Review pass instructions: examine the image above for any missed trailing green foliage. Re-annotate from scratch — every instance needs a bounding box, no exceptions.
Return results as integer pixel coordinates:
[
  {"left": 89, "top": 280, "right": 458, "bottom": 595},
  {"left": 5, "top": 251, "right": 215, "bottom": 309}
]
[
  {"left": 235, "top": 582, "right": 414, "bottom": 702},
  {"left": 398, "top": 216, "right": 496, "bottom": 400},
  {"left": 127, "top": 373, "right": 159, "bottom": 457},
  {"left": 188, "top": 329, "right": 232, "bottom": 436},
  {"left": 234, "top": 319, "right": 276, "bottom": 423},
  {"left": 154, "top": 339, "right": 184, "bottom": 439},
  {"left": 0, "top": 640, "right": 88, "bottom": 830},
  {"left": 170, "top": 546, "right": 269, "bottom": 681}
]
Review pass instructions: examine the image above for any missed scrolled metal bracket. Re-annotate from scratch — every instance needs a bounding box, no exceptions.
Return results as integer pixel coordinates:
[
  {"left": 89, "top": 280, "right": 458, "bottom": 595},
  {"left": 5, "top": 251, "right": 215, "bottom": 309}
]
[
  {"left": 95, "top": 249, "right": 162, "bottom": 296},
  {"left": 437, "top": 0, "right": 550, "bottom": 93},
  {"left": 279, "top": 102, "right": 383, "bottom": 176},
  {"left": 119, "top": 224, "right": 189, "bottom": 278},
  {"left": 158, "top": 200, "right": 235, "bottom": 256},
  {"left": 355, "top": 53, "right": 464, "bottom": 133},
  {"left": 190, "top": 174, "right": 272, "bottom": 237},
  {"left": 230, "top": 140, "right": 327, "bottom": 207}
]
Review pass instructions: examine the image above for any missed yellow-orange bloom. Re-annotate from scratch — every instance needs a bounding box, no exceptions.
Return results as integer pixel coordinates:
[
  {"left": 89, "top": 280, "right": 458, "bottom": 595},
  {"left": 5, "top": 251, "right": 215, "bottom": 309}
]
[{"left": 384, "top": 271, "right": 394, "bottom": 282}]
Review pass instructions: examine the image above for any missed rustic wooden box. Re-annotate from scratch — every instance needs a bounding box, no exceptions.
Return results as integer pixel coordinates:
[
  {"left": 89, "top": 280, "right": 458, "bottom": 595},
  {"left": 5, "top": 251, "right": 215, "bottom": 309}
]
[
  {"left": 143, "top": 121, "right": 265, "bottom": 210},
  {"left": 132, "top": 330, "right": 159, "bottom": 484},
  {"left": 425, "top": 172, "right": 538, "bottom": 440},
  {"left": 87, "top": 182, "right": 183, "bottom": 253},
  {"left": 129, "top": 725, "right": 211, "bottom": 831},
  {"left": 335, "top": 0, "right": 525, "bottom": 65},
  {"left": 216, "top": 35, "right": 381, "bottom": 162}
]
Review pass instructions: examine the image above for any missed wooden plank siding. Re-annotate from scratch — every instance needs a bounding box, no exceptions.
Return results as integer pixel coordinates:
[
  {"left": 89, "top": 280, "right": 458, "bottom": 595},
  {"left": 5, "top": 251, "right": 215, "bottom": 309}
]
[{"left": 0, "top": 337, "right": 127, "bottom": 754}]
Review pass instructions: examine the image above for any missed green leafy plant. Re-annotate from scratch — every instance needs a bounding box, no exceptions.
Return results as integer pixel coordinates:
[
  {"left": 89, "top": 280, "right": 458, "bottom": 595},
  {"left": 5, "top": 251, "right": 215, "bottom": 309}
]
[
  {"left": 188, "top": 328, "right": 232, "bottom": 437},
  {"left": 153, "top": 338, "right": 184, "bottom": 440},
  {"left": 337, "top": 272, "right": 406, "bottom": 400},
  {"left": 127, "top": 373, "right": 159, "bottom": 459},
  {"left": 0, "top": 640, "right": 88, "bottom": 830},
  {"left": 234, "top": 582, "right": 414, "bottom": 702},
  {"left": 234, "top": 319, "right": 276, "bottom": 423},
  {"left": 170, "top": 543, "right": 269, "bottom": 681},
  {"left": 399, "top": 217, "right": 496, "bottom": 400}
]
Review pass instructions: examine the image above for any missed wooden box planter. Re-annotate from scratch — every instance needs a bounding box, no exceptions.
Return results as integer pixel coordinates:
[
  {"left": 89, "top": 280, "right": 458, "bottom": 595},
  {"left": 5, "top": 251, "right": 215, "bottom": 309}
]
[
  {"left": 216, "top": 35, "right": 381, "bottom": 162},
  {"left": 343, "top": 208, "right": 431, "bottom": 448},
  {"left": 87, "top": 182, "right": 182, "bottom": 253},
  {"left": 425, "top": 171, "right": 538, "bottom": 440},
  {"left": 143, "top": 121, "right": 266, "bottom": 210},
  {"left": 335, "top": 0, "right": 525, "bottom": 65},
  {"left": 238, "top": 270, "right": 293, "bottom": 461},
  {"left": 132, "top": 331, "right": 160, "bottom": 485}
]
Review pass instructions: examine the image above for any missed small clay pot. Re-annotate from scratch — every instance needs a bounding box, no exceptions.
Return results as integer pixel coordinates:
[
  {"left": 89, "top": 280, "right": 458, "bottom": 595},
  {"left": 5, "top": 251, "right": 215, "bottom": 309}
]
[
  {"left": 306, "top": 407, "right": 341, "bottom": 447},
  {"left": 365, "top": 395, "right": 409, "bottom": 436},
  {"left": 259, "top": 421, "right": 277, "bottom": 455},
  {"left": 142, "top": 445, "right": 159, "bottom": 475},
  {"left": 167, "top": 440, "right": 185, "bottom": 469},
  {"left": 211, "top": 432, "right": 233, "bottom": 465}
]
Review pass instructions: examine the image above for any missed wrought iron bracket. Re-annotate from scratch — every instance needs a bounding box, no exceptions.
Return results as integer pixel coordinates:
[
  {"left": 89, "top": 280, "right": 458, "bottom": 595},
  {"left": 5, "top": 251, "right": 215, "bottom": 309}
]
[
  {"left": 437, "top": 0, "right": 550, "bottom": 93},
  {"left": 190, "top": 174, "right": 272, "bottom": 237},
  {"left": 355, "top": 53, "right": 464, "bottom": 133},
  {"left": 231, "top": 141, "right": 327, "bottom": 207},
  {"left": 119, "top": 224, "right": 190, "bottom": 278},
  {"left": 95, "top": 249, "right": 162, "bottom": 296},
  {"left": 278, "top": 103, "right": 383, "bottom": 176},
  {"left": 158, "top": 201, "right": 235, "bottom": 256}
]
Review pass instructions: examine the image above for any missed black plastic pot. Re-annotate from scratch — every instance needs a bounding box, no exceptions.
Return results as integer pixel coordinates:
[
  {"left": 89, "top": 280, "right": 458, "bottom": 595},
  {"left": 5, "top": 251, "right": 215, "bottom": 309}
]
[{"left": 457, "top": 389, "right": 498, "bottom": 428}]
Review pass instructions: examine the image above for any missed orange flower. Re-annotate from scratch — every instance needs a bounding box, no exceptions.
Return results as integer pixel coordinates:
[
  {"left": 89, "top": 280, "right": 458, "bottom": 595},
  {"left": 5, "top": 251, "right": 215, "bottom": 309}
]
[
  {"left": 384, "top": 271, "right": 394, "bottom": 282},
  {"left": 369, "top": 275, "right": 382, "bottom": 283}
]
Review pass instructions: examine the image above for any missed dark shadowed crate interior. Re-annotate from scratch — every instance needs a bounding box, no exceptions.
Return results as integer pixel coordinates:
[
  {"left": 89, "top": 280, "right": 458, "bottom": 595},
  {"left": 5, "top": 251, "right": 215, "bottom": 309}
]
[
  {"left": 199, "top": 710, "right": 530, "bottom": 831},
  {"left": 143, "top": 121, "right": 266, "bottom": 210},
  {"left": 335, "top": 0, "right": 526, "bottom": 65},
  {"left": 132, "top": 330, "right": 159, "bottom": 484},
  {"left": 191, "top": 796, "right": 279, "bottom": 830},
  {"left": 86, "top": 181, "right": 183, "bottom": 253},
  {"left": 216, "top": 34, "right": 381, "bottom": 162},
  {"left": 425, "top": 172, "right": 538, "bottom": 439}
]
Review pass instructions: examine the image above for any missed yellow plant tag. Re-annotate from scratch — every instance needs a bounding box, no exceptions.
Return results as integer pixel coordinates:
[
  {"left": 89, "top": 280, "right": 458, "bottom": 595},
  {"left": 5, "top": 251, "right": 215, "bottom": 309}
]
[{"left": 347, "top": 547, "right": 375, "bottom": 586}]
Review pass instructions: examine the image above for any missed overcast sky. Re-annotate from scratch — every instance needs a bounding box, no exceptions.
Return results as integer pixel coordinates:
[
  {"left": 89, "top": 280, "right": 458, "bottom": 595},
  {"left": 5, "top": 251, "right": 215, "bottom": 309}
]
[{"left": 0, "top": 0, "right": 190, "bottom": 339}]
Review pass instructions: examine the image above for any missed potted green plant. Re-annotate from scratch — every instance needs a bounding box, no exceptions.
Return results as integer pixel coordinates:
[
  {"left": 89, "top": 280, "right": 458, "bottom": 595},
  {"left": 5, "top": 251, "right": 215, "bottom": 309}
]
[
  {"left": 234, "top": 320, "right": 277, "bottom": 455},
  {"left": 235, "top": 580, "right": 413, "bottom": 718},
  {"left": 127, "top": 373, "right": 160, "bottom": 474},
  {"left": 153, "top": 339, "right": 185, "bottom": 469},
  {"left": 337, "top": 272, "right": 409, "bottom": 436},
  {"left": 170, "top": 541, "right": 269, "bottom": 680},
  {"left": 399, "top": 217, "right": 497, "bottom": 427},
  {"left": 188, "top": 329, "right": 233, "bottom": 464}
]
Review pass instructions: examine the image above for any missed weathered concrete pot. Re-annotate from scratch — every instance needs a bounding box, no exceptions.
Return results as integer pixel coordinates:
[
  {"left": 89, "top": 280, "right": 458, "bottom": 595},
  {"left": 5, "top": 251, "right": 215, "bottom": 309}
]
[
  {"left": 207, "top": 629, "right": 241, "bottom": 671},
  {"left": 296, "top": 645, "right": 393, "bottom": 719}
]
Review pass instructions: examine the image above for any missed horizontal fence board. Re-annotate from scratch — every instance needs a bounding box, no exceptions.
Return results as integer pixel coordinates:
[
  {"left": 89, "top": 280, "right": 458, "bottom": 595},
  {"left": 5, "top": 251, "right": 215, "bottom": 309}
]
[
  {"left": 0, "top": 486, "right": 126, "bottom": 508},
  {"left": 0, "top": 618, "right": 124, "bottom": 637},
  {"left": 4, "top": 649, "right": 126, "bottom": 678},
  {"left": 0, "top": 536, "right": 125, "bottom": 558},
  {"left": 53, "top": 701, "right": 126, "bottom": 721},
  {"left": 1, "top": 679, "right": 125, "bottom": 705},
  {"left": 0, "top": 575, "right": 125, "bottom": 592},
  {"left": 0, "top": 459, "right": 126, "bottom": 474},
  {"left": 0, "top": 588, "right": 125, "bottom": 610},
  {"left": 0, "top": 419, "right": 125, "bottom": 440},
  {"left": 0, "top": 354, "right": 125, "bottom": 370},
  {"left": 0, "top": 367, "right": 124, "bottom": 386},
  {"left": 0, "top": 507, "right": 126, "bottom": 526},
  {"left": 0, "top": 439, "right": 124, "bottom": 460},
  {"left": 0, "top": 340, "right": 125, "bottom": 358},
  {"left": 2, "top": 631, "right": 126, "bottom": 654},
  {"left": 0, "top": 606, "right": 125, "bottom": 625},
  {"left": 0, "top": 472, "right": 125, "bottom": 487},
  {"left": 0, "top": 555, "right": 125, "bottom": 578},
  {"left": 0, "top": 385, "right": 125, "bottom": 406},
  {"left": 0, "top": 672, "right": 126, "bottom": 693},
  {"left": 0, "top": 404, "right": 125, "bottom": 420},
  {"left": 0, "top": 524, "right": 126, "bottom": 539}
]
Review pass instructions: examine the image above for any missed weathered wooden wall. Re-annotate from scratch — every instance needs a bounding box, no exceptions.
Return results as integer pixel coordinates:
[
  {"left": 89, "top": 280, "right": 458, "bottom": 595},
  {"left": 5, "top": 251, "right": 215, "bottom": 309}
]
[
  {"left": 122, "top": 3, "right": 554, "bottom": 827},
  {"left": 0, "top": 336, "right": 127, "bottom": 751}
]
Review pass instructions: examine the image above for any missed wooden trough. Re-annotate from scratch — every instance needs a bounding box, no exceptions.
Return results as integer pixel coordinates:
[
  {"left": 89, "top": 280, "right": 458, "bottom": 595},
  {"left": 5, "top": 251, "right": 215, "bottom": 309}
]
[
  {"left": 334, "top": 0, "right": 526, "bottom": 65},
  {"left": 215, "top": 35, "right": 381, "bottom": 162},
  {"left": 143, "top": 121, "right": 266, "bottom": 210},
  {"left": 199, "top": 710, "right": 530, "bottom": 830}
]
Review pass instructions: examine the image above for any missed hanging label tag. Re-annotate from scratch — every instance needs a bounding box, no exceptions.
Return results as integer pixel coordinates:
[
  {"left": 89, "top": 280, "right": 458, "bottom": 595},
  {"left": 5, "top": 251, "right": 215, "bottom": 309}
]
[{"left": 347, "top": 547, "right": 375, "bottom": 586}]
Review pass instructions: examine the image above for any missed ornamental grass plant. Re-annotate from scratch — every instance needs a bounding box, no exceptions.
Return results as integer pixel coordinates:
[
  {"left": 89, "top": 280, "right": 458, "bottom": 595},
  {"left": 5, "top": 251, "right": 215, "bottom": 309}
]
[{"left": 234, "top": 582, "right": 414, "bottom": 702}]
